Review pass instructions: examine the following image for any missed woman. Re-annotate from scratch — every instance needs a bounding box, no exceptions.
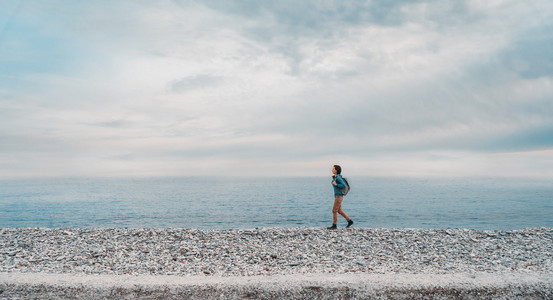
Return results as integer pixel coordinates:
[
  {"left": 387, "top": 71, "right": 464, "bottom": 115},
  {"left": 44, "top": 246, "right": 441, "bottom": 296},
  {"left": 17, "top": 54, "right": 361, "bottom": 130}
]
[{"left": 328, "top": 165, "right": 354, "bottom": 230}]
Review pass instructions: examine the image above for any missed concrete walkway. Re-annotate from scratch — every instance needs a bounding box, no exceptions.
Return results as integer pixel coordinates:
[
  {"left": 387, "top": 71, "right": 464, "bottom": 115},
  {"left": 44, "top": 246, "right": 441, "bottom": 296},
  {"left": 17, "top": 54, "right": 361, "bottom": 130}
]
[{"left": 2, "top": 272, "right": 552, "bottom": 299}]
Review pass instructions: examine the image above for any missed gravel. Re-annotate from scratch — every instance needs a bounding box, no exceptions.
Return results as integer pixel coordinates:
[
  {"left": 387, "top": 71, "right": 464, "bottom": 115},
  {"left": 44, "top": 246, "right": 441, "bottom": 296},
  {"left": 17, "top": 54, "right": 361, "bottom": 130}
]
[
  {"left": 1, "top": 227, "right": 552, "bottom": 298},
  {"left": 1, "top": 227, "right": 552, "bottom": 276}
]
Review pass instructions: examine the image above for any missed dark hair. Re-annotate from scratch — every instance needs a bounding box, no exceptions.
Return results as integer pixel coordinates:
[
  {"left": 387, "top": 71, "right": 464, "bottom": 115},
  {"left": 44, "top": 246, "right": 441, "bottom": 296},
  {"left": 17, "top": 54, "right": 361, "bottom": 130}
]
[{"left": 333, "top": 165, "right": 342, "bottom": 174}]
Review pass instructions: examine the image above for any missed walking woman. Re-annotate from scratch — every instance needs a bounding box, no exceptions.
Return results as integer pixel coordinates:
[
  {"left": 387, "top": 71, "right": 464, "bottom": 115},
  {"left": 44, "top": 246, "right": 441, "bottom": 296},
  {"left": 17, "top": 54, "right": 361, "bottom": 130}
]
[{"left": 328, "top": 165, "right": 354, "bottom": 230}]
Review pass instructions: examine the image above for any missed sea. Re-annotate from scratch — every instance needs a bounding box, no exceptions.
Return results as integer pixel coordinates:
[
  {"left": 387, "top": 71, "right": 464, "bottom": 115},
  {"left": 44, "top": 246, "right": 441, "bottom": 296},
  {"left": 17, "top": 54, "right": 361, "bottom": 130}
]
[{"left": 0, "top": 176, "right": 552, "bottom": 230}]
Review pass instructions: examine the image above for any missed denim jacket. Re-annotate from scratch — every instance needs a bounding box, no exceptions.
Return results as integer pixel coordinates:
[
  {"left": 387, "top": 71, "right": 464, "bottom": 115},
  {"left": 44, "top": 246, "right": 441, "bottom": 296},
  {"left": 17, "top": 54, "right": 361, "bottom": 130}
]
[{"left": 332, "top": 174, "right": 346, "bottom": 196}]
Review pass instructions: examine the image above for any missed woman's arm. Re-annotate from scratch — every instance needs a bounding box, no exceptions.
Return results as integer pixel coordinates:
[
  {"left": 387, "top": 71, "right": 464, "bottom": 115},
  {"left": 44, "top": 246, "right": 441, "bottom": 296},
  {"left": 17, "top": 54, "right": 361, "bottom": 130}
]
[{"left": 335, "top": 176, "right": 346, "bottom": 189}]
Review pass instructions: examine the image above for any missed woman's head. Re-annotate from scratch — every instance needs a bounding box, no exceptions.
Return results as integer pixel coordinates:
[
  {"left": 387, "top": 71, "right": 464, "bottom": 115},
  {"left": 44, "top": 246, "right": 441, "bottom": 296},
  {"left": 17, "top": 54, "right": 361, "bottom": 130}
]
[{"left": 333, "top": 165, "right": 342, "bottom": 175}]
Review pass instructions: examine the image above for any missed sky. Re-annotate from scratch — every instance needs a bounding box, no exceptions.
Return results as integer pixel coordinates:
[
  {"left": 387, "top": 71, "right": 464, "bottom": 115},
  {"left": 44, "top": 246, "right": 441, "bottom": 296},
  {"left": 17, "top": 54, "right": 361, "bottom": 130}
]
[{"left": 1, "top": 0, "right": 553, "bottom": 179}]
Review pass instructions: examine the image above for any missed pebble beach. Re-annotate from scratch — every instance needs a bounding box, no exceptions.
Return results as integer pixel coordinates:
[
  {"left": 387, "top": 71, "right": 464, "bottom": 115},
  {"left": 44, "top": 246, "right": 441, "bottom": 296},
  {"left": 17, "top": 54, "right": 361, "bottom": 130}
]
[{"left": 1, "top": 227, "right": 553, "bottom": 299}]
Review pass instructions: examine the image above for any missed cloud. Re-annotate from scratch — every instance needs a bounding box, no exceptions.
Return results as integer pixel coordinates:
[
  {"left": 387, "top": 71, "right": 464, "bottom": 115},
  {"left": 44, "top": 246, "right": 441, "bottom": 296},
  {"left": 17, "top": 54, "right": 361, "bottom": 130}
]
[
  {"left": 170, "top": 75, "right": 224, "bottom": 92},
  {"left": 1, "top": 0, "right": 553, "bottom": 178}
]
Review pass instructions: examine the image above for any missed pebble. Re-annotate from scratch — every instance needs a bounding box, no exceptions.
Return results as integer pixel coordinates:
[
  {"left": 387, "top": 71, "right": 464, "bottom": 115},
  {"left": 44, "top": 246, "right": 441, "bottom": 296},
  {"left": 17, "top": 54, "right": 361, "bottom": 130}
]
[{"left": 0, "top": 227, "right": 552, "bottom": 276}]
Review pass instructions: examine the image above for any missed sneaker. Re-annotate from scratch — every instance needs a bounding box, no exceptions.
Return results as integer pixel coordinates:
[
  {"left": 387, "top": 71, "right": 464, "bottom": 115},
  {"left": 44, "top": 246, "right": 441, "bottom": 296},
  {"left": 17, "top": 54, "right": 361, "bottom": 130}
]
[
  {"left": 346, "top": 220, "right": 354, "bottom": 228},
  {"left": 327, "top": 224, "right": 337, "bottom": 230}
]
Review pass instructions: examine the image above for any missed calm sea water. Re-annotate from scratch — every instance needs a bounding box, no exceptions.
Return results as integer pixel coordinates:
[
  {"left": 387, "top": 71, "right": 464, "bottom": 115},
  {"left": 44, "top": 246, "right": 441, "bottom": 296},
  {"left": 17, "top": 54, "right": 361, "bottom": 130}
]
[{"left": 0, "top": 177, "right": 552, "bottom": 230}]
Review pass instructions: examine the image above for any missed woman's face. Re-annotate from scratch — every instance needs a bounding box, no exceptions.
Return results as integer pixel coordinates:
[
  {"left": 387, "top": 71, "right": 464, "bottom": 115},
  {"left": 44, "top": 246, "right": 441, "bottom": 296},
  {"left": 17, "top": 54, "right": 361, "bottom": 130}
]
[{"left": 332, "top": 167, "right": 337, "bottom": 175}]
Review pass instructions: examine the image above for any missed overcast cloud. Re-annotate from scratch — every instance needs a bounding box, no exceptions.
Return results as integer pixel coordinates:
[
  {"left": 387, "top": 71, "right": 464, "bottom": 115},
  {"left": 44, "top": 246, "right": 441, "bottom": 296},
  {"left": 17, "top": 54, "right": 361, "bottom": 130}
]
[{"left": 1, "top": 0, "right": 553, "bottom": 178}]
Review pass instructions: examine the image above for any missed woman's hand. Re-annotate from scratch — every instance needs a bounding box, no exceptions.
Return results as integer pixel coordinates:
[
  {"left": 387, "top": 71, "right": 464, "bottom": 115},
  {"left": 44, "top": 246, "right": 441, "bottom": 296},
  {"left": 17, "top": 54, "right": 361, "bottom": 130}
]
[{"left": 332, "top": 181, "right": 337, "bottom": 186}]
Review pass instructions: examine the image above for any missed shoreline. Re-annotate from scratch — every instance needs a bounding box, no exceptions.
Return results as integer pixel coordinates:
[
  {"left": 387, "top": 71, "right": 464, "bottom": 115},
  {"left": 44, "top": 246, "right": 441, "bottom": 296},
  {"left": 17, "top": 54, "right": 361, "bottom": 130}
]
[{"left": 2, "top": 227, "right": 552, "bottom": 298}]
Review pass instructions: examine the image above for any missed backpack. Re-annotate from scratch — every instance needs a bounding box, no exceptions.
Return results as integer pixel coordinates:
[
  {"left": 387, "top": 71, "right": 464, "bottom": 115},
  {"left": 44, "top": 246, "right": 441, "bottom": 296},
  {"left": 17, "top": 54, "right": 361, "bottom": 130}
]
[{"left": 340, "top": 177, "right": 350, "bottom": 196}]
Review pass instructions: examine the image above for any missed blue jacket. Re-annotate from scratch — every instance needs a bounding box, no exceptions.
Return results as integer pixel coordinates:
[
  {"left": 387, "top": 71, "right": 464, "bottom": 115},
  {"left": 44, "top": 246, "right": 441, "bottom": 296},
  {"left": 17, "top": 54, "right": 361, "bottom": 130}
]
[{"left": 332, "top": 174, "right": 346, "bottom": 196}]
